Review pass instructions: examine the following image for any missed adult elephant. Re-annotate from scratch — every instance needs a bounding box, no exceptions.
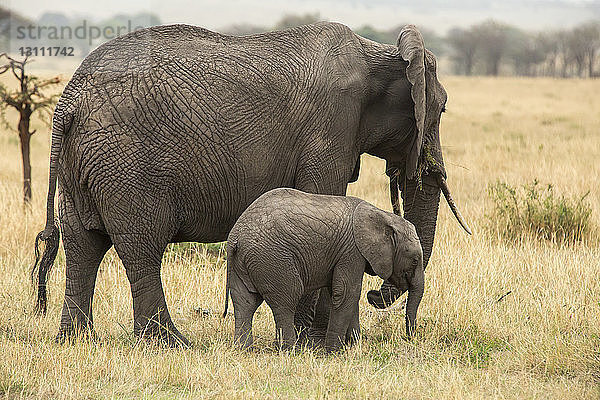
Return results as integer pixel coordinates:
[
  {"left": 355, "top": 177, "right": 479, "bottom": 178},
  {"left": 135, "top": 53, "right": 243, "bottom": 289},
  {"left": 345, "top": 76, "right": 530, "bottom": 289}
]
[{"left": 33, "top": 22, "right": 470, "bottom": 346}]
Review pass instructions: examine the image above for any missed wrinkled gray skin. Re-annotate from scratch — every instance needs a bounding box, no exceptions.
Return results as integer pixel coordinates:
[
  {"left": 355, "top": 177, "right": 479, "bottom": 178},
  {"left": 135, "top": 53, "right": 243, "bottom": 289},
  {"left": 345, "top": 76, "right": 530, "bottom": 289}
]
[
  {"left": 224, "top": 188, "right": 424, "bottom": 352},
  {"left": 33, "top": 22, "right": 467, "bottom": 346}
]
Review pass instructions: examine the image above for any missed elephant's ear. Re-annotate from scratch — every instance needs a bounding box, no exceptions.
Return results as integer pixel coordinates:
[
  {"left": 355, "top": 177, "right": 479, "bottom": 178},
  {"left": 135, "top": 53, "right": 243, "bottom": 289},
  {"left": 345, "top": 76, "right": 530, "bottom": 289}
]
[
  {"left": 352, "top": 201, "right": 395, "bottom": 280},
  {"left": 397, "top": 25, "right": 426, "bottom": 179}
]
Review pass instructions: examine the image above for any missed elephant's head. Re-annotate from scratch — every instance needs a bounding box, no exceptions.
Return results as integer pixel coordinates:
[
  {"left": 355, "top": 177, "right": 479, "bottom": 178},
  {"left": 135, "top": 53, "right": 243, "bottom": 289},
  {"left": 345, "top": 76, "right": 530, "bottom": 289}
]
[
  {"left": 360, "top": 25, "right": 470, "bottom": 279},
  {"left": 352, "top": 201, "right": 424, "bottom": 338}
]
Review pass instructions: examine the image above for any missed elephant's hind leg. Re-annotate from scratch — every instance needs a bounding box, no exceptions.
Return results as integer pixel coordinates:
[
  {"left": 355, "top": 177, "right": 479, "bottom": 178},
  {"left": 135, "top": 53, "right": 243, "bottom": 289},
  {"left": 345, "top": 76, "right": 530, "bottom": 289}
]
[
  {"left": 57, "top": 192, "right": 111, "bottom": 343},
  {"left": 261, "top": 268, "right": 304, "bottom": 350},
  {"left": 294, "top": 291, "right": 318, "bottom": 343},
  {"left": 111, "top": 233, "right": 189, "bottom": 348},
  {"left": 230, "top": 271, "right": 263, "bottom": 349},
  {"left": 271, "top": 307, "right": 298, "bottom": 350}
]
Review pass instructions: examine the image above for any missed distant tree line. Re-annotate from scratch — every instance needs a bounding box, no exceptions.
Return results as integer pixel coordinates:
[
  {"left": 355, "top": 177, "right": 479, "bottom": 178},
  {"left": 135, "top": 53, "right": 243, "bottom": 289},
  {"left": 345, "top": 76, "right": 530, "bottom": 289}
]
[
  {"left": 225, "top": 14, "right": 600, "bottom": 78},
  {"left": 446, "top": 20, "right": 600, "bottom": 78}
]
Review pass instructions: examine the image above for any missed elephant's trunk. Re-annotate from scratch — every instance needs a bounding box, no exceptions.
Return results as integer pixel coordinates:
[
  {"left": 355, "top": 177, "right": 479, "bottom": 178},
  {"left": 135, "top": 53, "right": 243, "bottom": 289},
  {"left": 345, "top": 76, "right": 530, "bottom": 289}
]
[
  {"left": 405, "top": 264, "right": 424, "bottom": 338},
  {"left": 402, "top": 174, "right": 440, "bottom": 272}
]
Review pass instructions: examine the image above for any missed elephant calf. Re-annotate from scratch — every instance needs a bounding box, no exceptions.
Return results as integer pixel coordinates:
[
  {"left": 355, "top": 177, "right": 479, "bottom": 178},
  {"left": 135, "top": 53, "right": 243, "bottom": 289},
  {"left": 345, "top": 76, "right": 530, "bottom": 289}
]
[{"left": 223, "top": 188, "right": 424, "bottom": 352}]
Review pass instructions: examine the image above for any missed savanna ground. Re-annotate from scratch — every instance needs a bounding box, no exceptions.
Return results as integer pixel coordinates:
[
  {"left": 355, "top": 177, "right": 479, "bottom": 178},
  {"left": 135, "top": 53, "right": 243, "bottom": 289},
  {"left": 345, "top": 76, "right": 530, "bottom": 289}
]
[{"left": 0, "top": 75, "right": 599, "bottom": 399}]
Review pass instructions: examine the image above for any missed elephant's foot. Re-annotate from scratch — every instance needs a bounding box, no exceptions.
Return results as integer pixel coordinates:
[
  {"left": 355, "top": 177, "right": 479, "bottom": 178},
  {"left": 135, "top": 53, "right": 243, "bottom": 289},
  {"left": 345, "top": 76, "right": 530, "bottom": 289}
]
[
  {"left": 55, "top": 324, "right": 98, "bottom": 344},
  {"left": 296, "top": 327, "right": 310, "bottom": 346},
  {"left": 272, "top": 339, "right": 298, "bottom": 352},
  {"left": 367, "top": 282, "right": 402, "bottom": 309},
  {"left": 135, "top": 319, "right": 191, "bottom": 348},
  {"left": 235, "top": 339, "right": 255, "bottom": 351},
  {"left": 324, "top": 335, "right": 345, "bottom": 354},
  {"left": 306, "top": 328, "right": 327, "bottom": 347},
  {"left": 288, "top": 328, "right": 326, "bottom": 351},
  {"left": 345, "top": 329, "right": 360, "bottom": 348}
]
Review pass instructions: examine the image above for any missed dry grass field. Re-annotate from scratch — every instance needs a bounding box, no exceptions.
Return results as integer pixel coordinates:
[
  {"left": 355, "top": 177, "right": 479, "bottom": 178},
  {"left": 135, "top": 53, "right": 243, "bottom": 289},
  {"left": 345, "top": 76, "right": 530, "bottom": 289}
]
[{"left": 0, "top": 76, "right": 599, "bottom": 399}]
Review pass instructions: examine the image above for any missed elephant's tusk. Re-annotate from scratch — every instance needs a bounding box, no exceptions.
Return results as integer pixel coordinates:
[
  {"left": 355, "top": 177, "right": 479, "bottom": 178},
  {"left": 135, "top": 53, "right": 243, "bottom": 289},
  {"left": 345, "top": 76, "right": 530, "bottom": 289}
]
[
  {"left": 389, "top": 174, "right": 402, "bottom": 215},
  {"left": 437, "top": 175, "right": 472, "bottom": 235}
]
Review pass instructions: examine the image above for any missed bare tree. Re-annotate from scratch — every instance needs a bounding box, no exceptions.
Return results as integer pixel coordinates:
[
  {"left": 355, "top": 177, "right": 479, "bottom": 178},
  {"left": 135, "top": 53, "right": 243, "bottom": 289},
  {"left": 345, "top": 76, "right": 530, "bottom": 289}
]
[
  {"left": 510, "top": 31, "right": 547, "bottom": 77},
  {"left": 535, "top": 31, "right": 560, "bottom": 76},
  {"left": 555, "top": 30, "right": 573, "bottom": 77},
  {"left": 568, "top": 29, "right": 588, "bottom": 77},
  {"left": 447, "top": 27, "right": 478, "bottom": 75},
  {"left": 0, "top": 54, "right": 61, "bottom": 203},
  {"left": 472, "top": 20, "right": 511, "bottom": 76},
  {"left": 577, "top": 21, "right": 600, "bottom": 77}
]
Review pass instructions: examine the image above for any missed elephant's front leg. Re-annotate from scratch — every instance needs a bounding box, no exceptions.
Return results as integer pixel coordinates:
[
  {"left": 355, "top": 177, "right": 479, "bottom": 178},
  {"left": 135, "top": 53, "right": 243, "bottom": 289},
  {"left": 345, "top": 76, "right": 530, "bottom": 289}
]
[
  {"left": 367, "top": 280, "right": 401, "bottom": 309},
  {"left": 325, "top": 264, "right": 363, "bottom": 353},
  {"left": 325, "top": 296, "right": 361, "bottom": 353},
  {"left": 345, "top": 302, "right": 360, "bottom": 347}
]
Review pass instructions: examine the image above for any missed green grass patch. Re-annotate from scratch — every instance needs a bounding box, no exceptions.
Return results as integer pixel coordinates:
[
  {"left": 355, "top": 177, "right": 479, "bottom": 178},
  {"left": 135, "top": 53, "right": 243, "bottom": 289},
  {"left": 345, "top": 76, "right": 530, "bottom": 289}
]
[
  {"left": 436, "top": 322, "right": 509, "bottom": 368},
  {"left": 487, "top": 179, "right": 593, "bottom": 243},
  {"left": 0, "top": 375, "right": 31, "bottom": 398}
]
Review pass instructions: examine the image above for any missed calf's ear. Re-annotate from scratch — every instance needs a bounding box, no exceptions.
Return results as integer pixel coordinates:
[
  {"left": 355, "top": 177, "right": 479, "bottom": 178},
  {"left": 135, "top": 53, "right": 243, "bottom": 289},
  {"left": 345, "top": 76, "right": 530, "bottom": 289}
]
[{"left": 352, "top": 202, "right": 394, "bottom": 280}]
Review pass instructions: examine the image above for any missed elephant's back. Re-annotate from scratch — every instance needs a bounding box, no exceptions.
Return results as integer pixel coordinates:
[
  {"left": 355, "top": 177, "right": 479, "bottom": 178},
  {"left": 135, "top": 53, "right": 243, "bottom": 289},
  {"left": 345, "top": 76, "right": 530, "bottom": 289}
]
[
  {"left": 232, "top": 188, "right": 359, "bottom": 240},
  {"left": 64, "top": 23, "right": 330, "bottom": 138},
  {"left": 70, "top": 21, "right": 357, "bottom": 87},
  {"left": 75, "top": 24, "right": 228, "bottom": 73},
  {"left": 66, "top": 25, "right": 231, "bottom": 111}
]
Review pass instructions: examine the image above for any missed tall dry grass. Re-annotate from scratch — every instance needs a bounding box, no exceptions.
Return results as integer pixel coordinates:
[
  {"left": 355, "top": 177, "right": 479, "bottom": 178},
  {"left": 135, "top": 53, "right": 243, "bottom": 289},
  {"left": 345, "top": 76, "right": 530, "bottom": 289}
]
[{"left": 0, "top": 76, "right": 599, "bottom": 399}]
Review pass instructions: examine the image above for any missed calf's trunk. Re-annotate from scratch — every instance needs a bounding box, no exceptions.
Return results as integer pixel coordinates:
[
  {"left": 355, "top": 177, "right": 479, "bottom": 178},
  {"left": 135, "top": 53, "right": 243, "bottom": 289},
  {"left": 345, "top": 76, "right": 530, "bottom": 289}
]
[{"left": 405, "top": 264, "right": 424, "bottom": 338}]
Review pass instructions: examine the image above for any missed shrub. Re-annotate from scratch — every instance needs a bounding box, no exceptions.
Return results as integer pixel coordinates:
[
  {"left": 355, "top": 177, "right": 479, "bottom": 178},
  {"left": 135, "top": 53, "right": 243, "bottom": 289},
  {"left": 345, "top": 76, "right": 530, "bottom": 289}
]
[{"left": 487, "top": 179, "right": 592, "bottom": 243}]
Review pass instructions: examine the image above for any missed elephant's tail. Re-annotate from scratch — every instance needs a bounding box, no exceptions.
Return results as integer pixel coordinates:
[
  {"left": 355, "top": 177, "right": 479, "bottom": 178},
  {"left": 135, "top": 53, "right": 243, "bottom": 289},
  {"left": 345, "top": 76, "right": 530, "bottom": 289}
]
[
  {"left": 223, "top": 241, "right": 237, "bottom": 318},
  {"left": 222, "top": 287, "right": 229, "bottom": 319},
  {"left": 32, "top": 104, "right": 73, "bottom": 315},
  {"left": 32, "top": 224, "right": 60, "bottom": 315},
  {"left": 223, "top": 261, "right": 230, "bottom": 318}
]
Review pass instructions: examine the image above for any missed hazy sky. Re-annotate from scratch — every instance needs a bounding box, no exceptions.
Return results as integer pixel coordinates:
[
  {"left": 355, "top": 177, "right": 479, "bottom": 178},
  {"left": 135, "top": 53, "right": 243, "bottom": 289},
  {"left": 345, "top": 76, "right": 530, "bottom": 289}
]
[{"left": 3, "top": 0, "right": 599, "bottom": 33}]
